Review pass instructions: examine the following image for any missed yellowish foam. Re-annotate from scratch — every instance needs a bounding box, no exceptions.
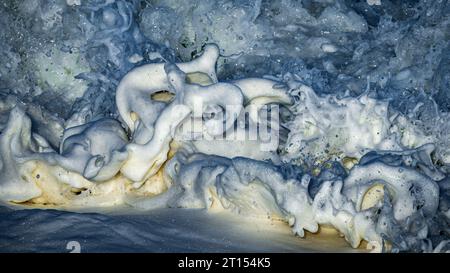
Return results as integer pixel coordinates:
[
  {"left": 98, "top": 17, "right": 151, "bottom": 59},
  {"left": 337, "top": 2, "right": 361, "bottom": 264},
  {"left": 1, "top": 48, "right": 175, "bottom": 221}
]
[{"left": 361, "top": 183, "right": 385, "bottom": 210}]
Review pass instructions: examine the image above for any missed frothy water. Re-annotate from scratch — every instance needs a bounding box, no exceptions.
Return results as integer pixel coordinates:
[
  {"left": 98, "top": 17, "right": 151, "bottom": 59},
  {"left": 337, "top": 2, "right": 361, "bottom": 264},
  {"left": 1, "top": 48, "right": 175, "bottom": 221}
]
[{"left": 0, "top": 0, "right": 449, "bottom": 253}]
